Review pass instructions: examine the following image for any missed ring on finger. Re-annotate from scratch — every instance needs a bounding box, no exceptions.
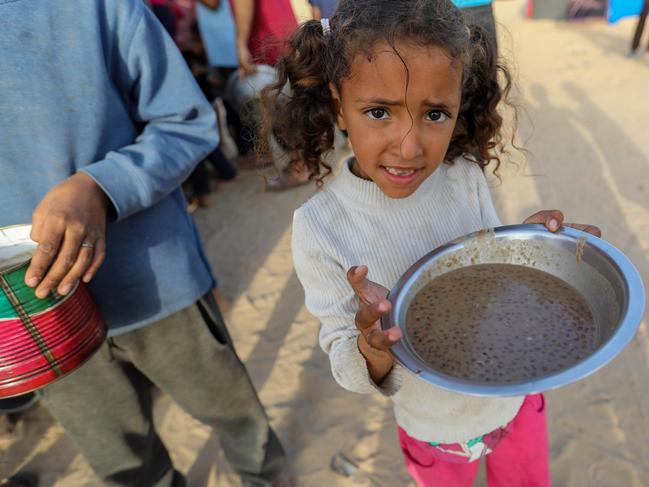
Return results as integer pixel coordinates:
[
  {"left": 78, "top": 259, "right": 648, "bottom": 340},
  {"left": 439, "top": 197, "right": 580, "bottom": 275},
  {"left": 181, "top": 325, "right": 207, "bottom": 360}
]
[{"left": 80, "top": 242, "right": 95, "bottom": 249}]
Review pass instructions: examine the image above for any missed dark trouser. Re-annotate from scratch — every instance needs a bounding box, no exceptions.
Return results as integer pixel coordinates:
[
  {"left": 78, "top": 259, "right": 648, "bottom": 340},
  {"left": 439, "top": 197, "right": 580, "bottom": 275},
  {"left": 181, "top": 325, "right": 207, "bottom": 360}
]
[
  {"left": 463, "top": 4, "right": 498, "bottom": 53},
  {"left": 224, "top": 99, "right": 255, "bottom": 156},
  {"left": 215, "top": 70, "right": 254, "bottom": 156},
  {"left": 189, "top": 147, "right": 238, "bottom": 196},
  {"left": 41, "top": 293, "right": 285, "bottom": 487}
]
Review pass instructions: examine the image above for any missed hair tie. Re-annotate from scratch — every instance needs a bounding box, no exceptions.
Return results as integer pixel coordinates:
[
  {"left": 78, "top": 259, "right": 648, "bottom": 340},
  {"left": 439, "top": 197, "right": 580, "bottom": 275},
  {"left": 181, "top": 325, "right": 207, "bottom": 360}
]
[{"left": 320, "top": 18, "right": 331, "bottom": 36}]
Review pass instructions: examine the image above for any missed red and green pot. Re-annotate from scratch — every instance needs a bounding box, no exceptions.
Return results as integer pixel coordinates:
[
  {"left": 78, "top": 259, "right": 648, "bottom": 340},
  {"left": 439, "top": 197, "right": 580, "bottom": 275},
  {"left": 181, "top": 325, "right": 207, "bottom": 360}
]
[{"left": 0, "top": 225, "right": 106, "bottom": 398}]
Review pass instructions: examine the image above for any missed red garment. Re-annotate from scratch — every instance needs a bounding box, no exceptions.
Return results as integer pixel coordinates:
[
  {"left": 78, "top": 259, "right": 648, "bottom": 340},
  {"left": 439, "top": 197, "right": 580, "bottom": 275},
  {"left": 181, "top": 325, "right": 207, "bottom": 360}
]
[
  {"left": 173, "top": 0, "right": 198, "bottom": 51},
  {"left": 243, "top": 0, "right": 297, "bottom": 66},
  {"left": 398, "top": 394, "right": 551, "bottom": 486}
]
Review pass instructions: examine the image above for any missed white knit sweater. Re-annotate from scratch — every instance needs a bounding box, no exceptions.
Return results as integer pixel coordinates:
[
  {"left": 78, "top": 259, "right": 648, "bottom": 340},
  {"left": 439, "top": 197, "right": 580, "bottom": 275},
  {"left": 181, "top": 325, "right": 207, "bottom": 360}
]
[{"left": 292, "top": 157, "right": 525, "bottom": 443}]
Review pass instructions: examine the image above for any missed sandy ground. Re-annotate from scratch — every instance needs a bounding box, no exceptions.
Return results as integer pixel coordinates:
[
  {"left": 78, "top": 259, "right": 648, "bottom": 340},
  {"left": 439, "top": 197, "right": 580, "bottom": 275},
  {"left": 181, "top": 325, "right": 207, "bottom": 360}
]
[{"left": 2, "top": 1, "right": 649, "bottom": 485}]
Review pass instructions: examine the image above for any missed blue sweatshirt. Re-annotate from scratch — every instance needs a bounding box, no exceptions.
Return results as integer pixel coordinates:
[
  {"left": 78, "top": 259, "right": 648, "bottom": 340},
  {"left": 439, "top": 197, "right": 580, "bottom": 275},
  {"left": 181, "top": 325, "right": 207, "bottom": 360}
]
[{"left": 0, "top": 0, "right": 218, "bottom": 335}]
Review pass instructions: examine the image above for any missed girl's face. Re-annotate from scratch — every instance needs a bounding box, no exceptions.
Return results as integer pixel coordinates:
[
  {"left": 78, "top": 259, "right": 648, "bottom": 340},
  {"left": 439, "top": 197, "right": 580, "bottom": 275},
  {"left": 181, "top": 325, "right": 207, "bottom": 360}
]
[{"left": 332, "top": 41, "right": 463, "bottom": 198}]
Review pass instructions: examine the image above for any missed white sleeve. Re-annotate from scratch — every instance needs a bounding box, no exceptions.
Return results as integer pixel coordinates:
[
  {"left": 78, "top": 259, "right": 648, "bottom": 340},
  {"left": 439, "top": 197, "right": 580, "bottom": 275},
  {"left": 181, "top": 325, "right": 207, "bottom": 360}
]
[{"left": 291, "top": 208, "right": 403, "bottom": 396}]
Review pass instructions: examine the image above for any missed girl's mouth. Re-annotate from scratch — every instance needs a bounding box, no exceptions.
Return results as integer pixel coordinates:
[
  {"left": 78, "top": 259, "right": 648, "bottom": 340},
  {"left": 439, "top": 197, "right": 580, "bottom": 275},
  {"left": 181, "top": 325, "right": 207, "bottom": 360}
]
[{"left": 381, "top": 165, "right": 421, "bottom": 184}]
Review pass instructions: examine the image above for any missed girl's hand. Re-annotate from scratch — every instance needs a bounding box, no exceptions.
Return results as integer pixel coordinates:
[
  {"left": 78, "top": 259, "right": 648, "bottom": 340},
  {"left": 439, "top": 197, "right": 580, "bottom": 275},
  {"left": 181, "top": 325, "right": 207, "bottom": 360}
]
[
  {"left": 25, "top": 173, "right": 109, "bottom": 298},
  {"left": 347, "top": 265, "right": 402, "bottom": 384},
  {"left": 523, "top": 210, "right": 602, "bottom": 237}
]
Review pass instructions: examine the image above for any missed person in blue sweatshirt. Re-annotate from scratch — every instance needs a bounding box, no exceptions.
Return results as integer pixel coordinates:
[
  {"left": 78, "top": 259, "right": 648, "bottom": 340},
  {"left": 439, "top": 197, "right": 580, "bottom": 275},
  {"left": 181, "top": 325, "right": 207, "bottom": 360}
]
[{"left": 0, "top": 1, "right": 286, "bottom": 486}]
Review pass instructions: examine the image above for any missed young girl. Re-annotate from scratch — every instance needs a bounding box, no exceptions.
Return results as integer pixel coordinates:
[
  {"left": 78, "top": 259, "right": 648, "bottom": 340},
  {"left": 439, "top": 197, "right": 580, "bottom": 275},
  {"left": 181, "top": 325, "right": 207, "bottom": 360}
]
[{"left": 262, "top": 1, "right": 600, "bottom": 485}]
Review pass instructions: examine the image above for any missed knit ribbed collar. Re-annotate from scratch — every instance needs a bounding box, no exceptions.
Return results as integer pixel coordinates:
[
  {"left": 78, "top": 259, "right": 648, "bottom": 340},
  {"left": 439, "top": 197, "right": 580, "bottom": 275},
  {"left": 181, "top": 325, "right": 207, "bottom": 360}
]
[{"left": 328, "top": 158, "right": 443, "bottom": 212}]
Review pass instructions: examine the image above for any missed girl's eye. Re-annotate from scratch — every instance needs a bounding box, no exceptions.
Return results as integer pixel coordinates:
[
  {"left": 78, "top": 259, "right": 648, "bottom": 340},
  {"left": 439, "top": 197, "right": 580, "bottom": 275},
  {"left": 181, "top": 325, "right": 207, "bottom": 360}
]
[
  {"left": 427, "top": 110, "right": 449, "bottom": 123},
  {"left": 366, "top": 108, "right": 389, "bottom": 120}
]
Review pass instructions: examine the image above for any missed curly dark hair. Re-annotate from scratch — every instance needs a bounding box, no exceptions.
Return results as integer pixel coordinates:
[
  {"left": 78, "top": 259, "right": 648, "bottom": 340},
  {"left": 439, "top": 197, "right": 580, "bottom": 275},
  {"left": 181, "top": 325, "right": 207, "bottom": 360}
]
[{"left": 260, "top": 0, "right": 514, "bottom": 182}]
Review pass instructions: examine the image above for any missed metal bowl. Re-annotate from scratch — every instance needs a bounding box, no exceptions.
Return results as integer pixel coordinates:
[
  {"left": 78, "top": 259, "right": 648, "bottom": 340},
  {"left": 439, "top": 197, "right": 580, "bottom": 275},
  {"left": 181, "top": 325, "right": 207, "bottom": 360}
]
[
  {"left": 381, "top": 224, "right": 645, "bottom": 397},
  {"left": 225, "top": 64, "right": 278, "bottom": 114}
]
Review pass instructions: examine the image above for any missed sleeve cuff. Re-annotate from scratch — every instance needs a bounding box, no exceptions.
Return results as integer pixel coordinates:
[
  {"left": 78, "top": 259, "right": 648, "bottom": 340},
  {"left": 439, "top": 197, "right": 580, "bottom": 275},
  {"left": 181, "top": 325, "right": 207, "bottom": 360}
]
[
  {"left": 329, "top": 335, "right": 403, "bottom": 397},
  {"left": 80, "top": 157, "right": 144, "bottom": 222},
  {"left": 78, "top": 166, "right": 121, "bottom": 222}
]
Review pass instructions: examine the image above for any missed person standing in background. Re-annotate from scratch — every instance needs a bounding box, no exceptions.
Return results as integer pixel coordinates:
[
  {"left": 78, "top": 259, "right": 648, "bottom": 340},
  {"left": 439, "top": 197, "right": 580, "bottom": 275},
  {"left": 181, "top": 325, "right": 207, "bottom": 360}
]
[
  {"left": 197, "top": 0, "right": 240, "bottom": 70},
  {"left": 148, "top": 0, "right": 239, "bottom": 210},
  {"left": 231, "top": 0, "right": 298, "bottom": 75},
  {"left": 231, "top": 0, "right": 311, "bottom": 191},
  {"left": 195, "top": 0, "right": 255, "bottom": 163}
]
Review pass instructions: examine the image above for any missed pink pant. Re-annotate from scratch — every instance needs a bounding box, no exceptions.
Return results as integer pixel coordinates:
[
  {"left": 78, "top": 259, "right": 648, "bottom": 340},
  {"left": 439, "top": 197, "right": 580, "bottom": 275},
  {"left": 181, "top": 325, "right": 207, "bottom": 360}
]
[{"left": 398, "top": 394, "right": 551, "bottom": 487}]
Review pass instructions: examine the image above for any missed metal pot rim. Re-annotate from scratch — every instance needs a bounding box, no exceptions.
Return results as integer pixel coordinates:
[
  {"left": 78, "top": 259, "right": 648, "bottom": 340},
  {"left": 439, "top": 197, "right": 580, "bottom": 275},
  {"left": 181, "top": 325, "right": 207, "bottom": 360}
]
[
  {"left": 0, "top": 224, "right": 35, "bottom": 274},
  {"left": 381, "top": 224, "right": 646, "bottom": 397}
]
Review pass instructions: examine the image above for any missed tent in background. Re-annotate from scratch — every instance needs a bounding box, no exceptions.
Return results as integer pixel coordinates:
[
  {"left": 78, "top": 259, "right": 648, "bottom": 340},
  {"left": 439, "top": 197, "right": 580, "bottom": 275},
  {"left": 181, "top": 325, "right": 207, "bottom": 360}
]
[
  {"left": 525, "top": 0, "right": 642, "bottom": 22},
  {"left": 608, "top": 0, "right": 644, "bottom": 22},
  {"left": 526, "top": 0, "right": 572, "bottom": 19},
  {"left": 567, "top": 0, "right": 607, "bottom": 19}
]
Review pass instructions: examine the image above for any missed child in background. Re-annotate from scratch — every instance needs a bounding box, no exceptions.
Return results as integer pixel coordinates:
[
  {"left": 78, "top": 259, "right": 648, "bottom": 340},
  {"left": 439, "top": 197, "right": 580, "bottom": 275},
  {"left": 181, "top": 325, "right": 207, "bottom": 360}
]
[
  {"left": 182, "top": 20, "right": 238, "bottom": 209},
  {"left": 262, "top": 1, "right": 600, "bottom": 485},
  {"left": 196, "top": 0, "right": 240, "bottom": 71},
  {"left": 231, "top": 0, "right": 313, "bottom": 190},
  {"left": 148, "top": 0, "right": 238, "bottom": 209},
  {"left": 195, "top": 0, "right": 255, "bottom": 161}
]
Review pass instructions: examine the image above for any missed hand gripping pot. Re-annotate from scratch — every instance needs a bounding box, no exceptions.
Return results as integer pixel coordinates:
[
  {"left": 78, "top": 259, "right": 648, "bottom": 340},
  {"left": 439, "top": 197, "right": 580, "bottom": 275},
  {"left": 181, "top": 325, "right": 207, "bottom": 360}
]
[{"left": 0, "top": 225, "right": 106, "bottom": 398}]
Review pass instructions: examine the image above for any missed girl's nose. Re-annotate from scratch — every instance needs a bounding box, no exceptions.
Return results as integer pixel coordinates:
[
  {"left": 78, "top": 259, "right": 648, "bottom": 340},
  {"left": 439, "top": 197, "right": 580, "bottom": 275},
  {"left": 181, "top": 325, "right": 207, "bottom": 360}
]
[{"left": 397, "top": 123, "right": 424, "bottom": 161}]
